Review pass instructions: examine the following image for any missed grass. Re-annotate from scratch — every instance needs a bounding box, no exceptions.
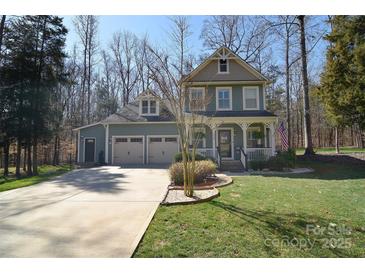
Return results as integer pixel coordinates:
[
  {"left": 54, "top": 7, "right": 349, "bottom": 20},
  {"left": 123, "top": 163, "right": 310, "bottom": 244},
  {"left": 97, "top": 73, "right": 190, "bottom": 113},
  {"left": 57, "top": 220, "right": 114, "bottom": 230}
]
[
  {"left": 0, "top": 165, "right": 72, "bottom": 192},
  {"left": 296, "top": 146, "right": 365, "bottom": 155},
  {"left": 134, "top": 159, "right": 365, "bottom": 257}
]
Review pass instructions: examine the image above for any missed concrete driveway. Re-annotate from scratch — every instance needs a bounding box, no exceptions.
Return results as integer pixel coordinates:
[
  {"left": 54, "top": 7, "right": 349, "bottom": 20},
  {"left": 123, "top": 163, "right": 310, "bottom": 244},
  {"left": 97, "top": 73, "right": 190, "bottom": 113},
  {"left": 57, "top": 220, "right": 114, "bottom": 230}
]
[{"left": 0, "top": 166, "right": 169, "bottom": 257}]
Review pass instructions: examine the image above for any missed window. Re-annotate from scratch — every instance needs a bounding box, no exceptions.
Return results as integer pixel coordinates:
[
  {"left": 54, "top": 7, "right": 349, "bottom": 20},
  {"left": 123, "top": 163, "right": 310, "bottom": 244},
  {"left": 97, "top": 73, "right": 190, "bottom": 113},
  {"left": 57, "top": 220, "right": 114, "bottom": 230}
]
[
  {"left": 247, "top": 127, "right": 263, "bottom": 148},
  {"left": 189, "top": 88, "right": 205, "bottom": 111},
  {"left": 142, "top": 100, "right": 149, "bottom": 114},
  {"left": 191, "top": 127, "right": 206, "bottom": 148},
  {"left": 165, "top": 137, "right": 177, "bottom": 142},
  {"left": 140, "top": 99, "right": 158, "bottom": 115},
  {"left": 243, "top": 87, "right": 259, "bottom": 110},
  {"left": 115, "top": 138, "right": 127, "bottom": 143},
  {"left": 150, "top": 137, "right": 162, "bottom": 143},
  {"left": 218, "top": 58, "right": 229, "bottom": 73},
  {"left": 216, "top": 87, "right": 232, "bottom": 110},
  {"left": 130, "top": 138, "right": 143, "bottom": 143},
  {"left": 149, "top": 100, "right": 156, "bottom": 114}
]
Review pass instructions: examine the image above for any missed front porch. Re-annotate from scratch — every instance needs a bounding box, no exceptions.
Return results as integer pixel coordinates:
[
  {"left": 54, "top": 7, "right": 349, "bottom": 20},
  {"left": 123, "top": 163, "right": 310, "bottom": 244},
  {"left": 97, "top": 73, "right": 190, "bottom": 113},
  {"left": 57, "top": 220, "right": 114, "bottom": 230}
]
[{"left": 190, "top": 118, "right": 277, "bottom": 170}]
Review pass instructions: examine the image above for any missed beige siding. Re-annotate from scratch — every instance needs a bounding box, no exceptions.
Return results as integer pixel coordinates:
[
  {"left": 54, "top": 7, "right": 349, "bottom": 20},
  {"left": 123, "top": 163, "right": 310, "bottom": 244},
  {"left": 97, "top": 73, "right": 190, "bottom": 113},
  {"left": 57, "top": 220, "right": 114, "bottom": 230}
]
[{"left": 190, "top": 59, "right": 261, "bottom": 82}]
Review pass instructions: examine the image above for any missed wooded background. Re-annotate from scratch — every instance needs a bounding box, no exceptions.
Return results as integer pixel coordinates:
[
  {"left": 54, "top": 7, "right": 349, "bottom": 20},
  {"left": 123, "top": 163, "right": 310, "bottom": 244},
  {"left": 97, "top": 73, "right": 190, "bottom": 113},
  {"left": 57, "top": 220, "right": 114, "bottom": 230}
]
[{"left": 0, "top": 15, "right": 364, "bottom": 176}]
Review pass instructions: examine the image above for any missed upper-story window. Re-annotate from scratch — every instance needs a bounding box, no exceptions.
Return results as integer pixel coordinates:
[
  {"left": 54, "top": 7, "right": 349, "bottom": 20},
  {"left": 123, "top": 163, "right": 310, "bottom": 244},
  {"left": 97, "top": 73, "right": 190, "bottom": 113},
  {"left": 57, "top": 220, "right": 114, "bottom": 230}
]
[
  {"left": 216, "top": 87, "right": 232, "bottom": 110},
  {"left": 189, "top": 87, "right": 205, "bottom": 111},
  {"left": 243, "top": 86, "right": 259, "bottom": 110},
  {"left": 218, "top": 58, "right": 229, "bottom": 73},
  {"left": 141, "top": 99, "right": 158, "bottom": 115}
]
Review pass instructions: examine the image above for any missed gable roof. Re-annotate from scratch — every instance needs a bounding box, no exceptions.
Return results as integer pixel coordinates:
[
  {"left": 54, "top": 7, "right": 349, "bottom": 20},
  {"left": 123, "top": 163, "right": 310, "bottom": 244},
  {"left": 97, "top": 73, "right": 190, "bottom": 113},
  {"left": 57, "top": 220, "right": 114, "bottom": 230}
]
[
  {"left": 182, "top": 46, "right": 270, "bottom": 83},
  {"left": 100, "top": 100, "right": 175, "bottom": 123}
]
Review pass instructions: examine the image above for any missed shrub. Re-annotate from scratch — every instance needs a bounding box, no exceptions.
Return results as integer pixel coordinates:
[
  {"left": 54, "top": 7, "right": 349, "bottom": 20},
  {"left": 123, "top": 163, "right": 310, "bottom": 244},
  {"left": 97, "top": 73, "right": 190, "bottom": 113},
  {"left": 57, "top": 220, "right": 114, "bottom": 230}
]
[
  {"left": 267, "top": 149, "right": 297, "bottom": 171},
  {"left": 169, "top": 160, "right": 217, "bottom": 185},
  {"left": 249, "top": 160, "right": 267, "bottom": 170},
  {"left": 174, "top": 152, "right": 207, "bottom": 162}
]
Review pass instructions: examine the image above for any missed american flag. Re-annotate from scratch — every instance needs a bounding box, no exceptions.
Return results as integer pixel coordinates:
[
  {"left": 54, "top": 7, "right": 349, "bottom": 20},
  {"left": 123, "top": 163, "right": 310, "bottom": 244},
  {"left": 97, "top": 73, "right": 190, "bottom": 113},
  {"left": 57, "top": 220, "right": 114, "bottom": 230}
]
[{"left": 278, "top": 121, "right": 289, "bottom": 151}]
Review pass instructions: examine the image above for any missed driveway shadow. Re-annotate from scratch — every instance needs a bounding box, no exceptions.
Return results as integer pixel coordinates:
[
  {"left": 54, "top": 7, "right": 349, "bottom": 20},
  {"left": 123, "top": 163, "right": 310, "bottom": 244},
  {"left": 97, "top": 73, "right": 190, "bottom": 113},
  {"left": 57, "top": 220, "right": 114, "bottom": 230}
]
[{"left": 49, "top": 167, "right": 129, "bottom": 194}]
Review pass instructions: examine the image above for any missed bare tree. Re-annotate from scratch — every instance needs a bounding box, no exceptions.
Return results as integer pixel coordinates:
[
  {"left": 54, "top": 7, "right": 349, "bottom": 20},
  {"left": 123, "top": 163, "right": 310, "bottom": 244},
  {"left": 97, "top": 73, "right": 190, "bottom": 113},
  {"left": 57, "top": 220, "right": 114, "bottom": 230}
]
[
  {"left": 298, "top": 15, "right": 314, "bottom": 155},
  {"left": 134, "top": 36, "right": 152, "bottom": 92},
  {"left": 200, "top": 16, "right": 271, "bottom": 66},
  {"left": 270, "top": 16, "right": 299, "bottom": 148},
  {"left": 73, "top": 15, "right": 98, "bottom": 125},
  {"left": 111, "top": 31, "right": 140, "bottom": 106},
  {"left": 168, "top": 16, "right": 192, "bottom": 77},
  {"left": 146, "top": 17, "right": 210, "bottom": 197}
]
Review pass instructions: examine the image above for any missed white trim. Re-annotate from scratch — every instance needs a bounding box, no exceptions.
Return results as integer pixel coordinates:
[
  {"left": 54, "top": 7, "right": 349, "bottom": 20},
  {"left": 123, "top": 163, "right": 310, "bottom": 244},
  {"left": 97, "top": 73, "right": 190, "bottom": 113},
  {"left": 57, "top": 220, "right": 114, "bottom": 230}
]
[
  {"left": 216, "top": 87, "right": 233, "bottom": 111},
  {"left": 216, "top": 127, "right": 234, "bottom": 160},
  {"left": 263, "top": 83, "right": 267, "bottom": 110},
  {"left": 107, "top": 121, "right": 176, "bottom": 125},
  {"left": 73, "top": 122, "right": 101, "bottom": 131},
  {"left": 217, "top": 58, "right": 229, "bottom": 74},
  {"left": 183, "top": 81, "right": 269, "bottom": 87},
  {"left": 188, "top": 87, "right": 206, "bottom": 111},
  {"left": 105, "top": 124, "right": 109, "bottom": 164},
  {"left": 183, "top": 46, "right": 269, "bottom": 83},
  {"left": 243, "top": 86, "right": 260, "bottom": 110},
  {"left": 83, "top": 137, "right": 96, "bottom": 163},
  {"left": 139, "top": 99, "right": 160, "bottom": 116},
  {"left": 77, "top": 130, "right": 80, "bottom": 163},
  {"left": 111, "top": 135, "right": 145, "bottom": 165},
  {"left": 146, "top": 135, "right": 180, "bottom": 164}
]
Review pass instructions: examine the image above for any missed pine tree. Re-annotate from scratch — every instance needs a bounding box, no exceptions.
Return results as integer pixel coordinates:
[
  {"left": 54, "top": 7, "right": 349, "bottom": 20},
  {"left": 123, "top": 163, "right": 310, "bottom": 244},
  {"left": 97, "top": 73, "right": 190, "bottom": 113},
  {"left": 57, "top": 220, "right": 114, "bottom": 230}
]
[
  {"left": 317, "top": 16, "right": 365, "bottom": 151},
  {"left": 0, "top": 16, "right": 67, "bottom": 175}
]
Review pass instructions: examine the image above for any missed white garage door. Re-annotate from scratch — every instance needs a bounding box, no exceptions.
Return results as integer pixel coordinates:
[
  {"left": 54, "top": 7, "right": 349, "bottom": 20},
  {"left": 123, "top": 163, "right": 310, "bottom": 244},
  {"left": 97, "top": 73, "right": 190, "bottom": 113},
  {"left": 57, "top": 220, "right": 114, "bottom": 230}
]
[
  {"left": 148, "top": 136, "right": 179, "bottom": 164},
  {"left": 113, "top": 137, "right": 144, "bottom": 165}
]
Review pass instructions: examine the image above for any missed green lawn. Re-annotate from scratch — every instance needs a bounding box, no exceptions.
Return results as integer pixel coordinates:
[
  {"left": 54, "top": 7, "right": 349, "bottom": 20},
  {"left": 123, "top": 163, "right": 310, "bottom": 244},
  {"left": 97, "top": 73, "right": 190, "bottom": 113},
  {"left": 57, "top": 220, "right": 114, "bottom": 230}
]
[
  {"left": 0, "top": 165, "right": 72, "bottom": 192},
  {"left": 296, "top": 146, "right": 365, "bottom": 155},
  {"left": 134, "top": 159, "right": 365, "bottom": 257}
]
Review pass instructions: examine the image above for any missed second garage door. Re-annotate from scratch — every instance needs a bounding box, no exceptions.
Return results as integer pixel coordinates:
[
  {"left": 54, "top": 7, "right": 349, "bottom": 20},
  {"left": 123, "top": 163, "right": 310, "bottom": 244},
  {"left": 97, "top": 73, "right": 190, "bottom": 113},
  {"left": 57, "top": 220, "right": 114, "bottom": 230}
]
[
  {"left": 148, "top": 136, "right": 179, "bottom": 164},
  {"left": 113, "top": 136, "right": 144, "bottom": 165}
]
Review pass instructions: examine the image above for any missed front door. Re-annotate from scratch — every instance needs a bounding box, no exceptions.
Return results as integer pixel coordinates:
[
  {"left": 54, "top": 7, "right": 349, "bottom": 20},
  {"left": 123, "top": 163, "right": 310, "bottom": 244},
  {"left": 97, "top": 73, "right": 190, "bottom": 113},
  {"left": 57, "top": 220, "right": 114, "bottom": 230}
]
[
  {"left": 84, "top": 138, "right": 95, "bottom": 162},
  {"left": 218, "top": 130, "right": 232, "bottom": 158}
]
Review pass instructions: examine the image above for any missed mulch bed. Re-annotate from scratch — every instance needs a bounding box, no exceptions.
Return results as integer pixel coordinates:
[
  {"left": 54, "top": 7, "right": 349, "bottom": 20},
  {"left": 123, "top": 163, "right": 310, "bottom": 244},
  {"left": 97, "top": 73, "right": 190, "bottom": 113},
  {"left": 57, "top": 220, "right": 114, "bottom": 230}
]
[
  {"left": 162, "top": 174, "right": 233, "bottom": 205},
  {"left": 168, "top": 174, "right": 232, "bottom": 190}
]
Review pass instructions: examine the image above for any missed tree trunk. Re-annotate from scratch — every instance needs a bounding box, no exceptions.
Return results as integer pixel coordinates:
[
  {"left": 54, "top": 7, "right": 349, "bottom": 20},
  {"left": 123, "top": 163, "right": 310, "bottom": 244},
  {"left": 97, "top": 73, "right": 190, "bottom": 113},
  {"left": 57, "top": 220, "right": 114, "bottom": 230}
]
[
  {"left": 53, "top": 135, "right": 59, "bottom": 166},
  {"left": 3, "top": 140, "right": 9, "bottom": 177},
  {"left": 32, "top": 138, "right": 38, "bottom": 175},
  {"left": 27, "top": 141, "right": 32, "bottom": 176},
  {"left": 298, "top": 15, "right": 314, "bottom": 155},
  {"left": 335, "top": 126, "right": 340, "bottom": 154},
  {"left": 285, "top": 33, "right": 291, "bottom": 148},
  {"left": 15, "top": 139, "right": 22, "bottom": 177},
  {"left": 23, "top": 145, "right": 27, "bottom": 172}
]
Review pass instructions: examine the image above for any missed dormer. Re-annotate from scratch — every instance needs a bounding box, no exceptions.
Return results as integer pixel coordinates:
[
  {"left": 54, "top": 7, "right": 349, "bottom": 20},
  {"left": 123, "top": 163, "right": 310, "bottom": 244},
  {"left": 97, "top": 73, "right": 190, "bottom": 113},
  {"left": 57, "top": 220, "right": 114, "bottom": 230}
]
[{"left": 137, "top": 90, "right": 160, "bottom": 116}]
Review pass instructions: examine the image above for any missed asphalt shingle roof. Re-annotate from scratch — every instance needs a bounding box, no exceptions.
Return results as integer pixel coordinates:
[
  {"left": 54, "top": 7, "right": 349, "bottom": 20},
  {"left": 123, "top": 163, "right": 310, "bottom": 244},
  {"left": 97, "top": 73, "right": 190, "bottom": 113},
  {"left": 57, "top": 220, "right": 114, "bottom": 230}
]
[{"left": 101, "top": 101, "right": 175, "bottom": 123}]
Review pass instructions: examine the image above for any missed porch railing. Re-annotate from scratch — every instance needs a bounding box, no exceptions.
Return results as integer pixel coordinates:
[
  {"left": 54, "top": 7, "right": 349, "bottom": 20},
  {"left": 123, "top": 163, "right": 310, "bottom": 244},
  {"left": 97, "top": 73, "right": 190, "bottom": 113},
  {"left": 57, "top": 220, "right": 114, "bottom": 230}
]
[
  {"left": 246, "top": 148, "right": 273, "bottom": 161},
  {"left": 239, "top": 147, "right": 248, "bottom": 170},
  {"left": 195, "top": 148, "right": 215, "bottom": 159}
]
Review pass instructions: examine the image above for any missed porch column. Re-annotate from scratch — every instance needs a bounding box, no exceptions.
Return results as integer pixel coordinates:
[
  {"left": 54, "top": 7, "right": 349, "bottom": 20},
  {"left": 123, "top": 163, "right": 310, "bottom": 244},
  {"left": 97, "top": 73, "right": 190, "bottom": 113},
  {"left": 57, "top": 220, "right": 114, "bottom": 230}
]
[
  {"left": 207, "top": 122, "right": 219, "bottom": 159},
  {"left": 269, "top": 122, "right": 275, "bottom": 156},
  {"left": 105, "top": 124, "right": 109, "bottom": 164},
  {"left": 211, "top": 126, "right": 217, "bottom": 158},
  {"left": 238, "top": 123, "right": 249, "bottom": 152}
]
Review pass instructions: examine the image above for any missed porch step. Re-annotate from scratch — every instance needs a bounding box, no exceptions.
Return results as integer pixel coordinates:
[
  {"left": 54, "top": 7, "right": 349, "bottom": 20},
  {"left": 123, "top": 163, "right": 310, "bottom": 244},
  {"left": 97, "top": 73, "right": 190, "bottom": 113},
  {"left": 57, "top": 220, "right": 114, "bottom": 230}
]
[{"left": 219, "top": 160, "right": 245, "bottom": 172}]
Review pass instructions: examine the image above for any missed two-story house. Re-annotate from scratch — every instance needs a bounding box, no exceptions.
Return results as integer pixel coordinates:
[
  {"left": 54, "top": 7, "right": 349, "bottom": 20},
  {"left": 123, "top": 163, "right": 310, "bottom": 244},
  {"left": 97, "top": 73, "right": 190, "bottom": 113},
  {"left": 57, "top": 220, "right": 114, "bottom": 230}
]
[{"left": 74, "top": 46, "right": 277, "bottom": 170}]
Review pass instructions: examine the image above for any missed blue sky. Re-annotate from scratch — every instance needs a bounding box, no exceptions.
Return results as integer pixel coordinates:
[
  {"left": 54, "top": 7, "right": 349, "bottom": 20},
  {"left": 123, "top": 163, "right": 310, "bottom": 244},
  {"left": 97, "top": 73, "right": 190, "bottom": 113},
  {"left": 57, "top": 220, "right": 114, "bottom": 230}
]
[
  {"left": 62, "top": 15, "right": 208, "bottom": 56},
  {"left": 61, "top": 15, "right": 328, "bottom": 80}
]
